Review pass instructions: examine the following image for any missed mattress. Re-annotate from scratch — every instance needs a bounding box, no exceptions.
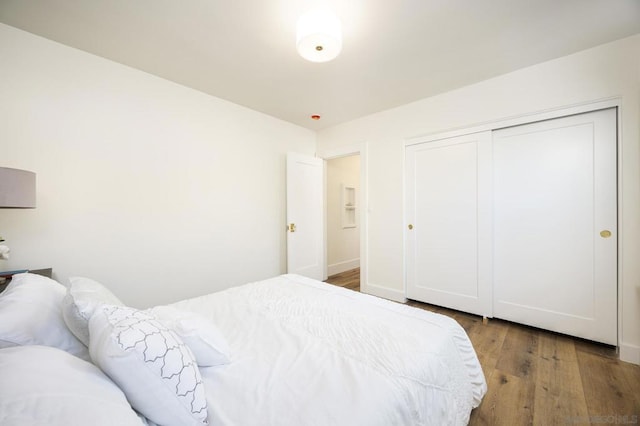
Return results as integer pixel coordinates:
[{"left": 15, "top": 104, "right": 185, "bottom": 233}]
[{"left": 170, "top": 274, "right": 486, "bottom": 425}]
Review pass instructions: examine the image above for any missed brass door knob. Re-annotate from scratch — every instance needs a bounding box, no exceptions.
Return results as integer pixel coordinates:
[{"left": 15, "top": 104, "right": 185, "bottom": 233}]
[
  {"left": 408, "top": 224, "right": 413, "bottom": 230},
  {"left": 600, "top": 230, "right": 612, "bottom": 238},
  {"left": 288, "top": 223, "right": 296, "bottom": 232}
]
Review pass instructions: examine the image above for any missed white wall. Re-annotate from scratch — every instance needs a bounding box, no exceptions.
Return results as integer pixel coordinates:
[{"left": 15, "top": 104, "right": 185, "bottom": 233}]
[
  {"left": 317, "top": 35, "right": 640, "bottom": 364},
  {"left": 326, "top": 155, "right": 360, "bottom": 275},
  {"left": 0, "top": 24, "right": 316, "bottom": 308}
]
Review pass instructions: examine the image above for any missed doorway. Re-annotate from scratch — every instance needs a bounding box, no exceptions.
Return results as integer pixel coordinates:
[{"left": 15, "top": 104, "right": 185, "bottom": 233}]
[
  {"left": 320, "top": 144, "right": 368, "bottom": 292},
  {"left": 326, "top": 154, "right": 360, "bottom": 289}
]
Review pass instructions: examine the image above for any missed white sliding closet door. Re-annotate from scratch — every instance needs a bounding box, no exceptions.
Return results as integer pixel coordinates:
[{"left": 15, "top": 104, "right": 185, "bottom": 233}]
[
  {"left": 405, "top": 132, "right": 493, "bottom": 317},
  {"left": 492, "top": 108, "right": 617, "bottom": 344}
]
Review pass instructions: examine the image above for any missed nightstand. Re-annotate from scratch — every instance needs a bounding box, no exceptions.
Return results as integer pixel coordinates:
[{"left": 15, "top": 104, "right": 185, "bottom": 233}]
[{"left": 0, "top": 268, "right": 53, "bottom": 293}]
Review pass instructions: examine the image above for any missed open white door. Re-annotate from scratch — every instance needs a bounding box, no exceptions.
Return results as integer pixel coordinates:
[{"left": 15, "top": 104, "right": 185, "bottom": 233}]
[{"left": 286, "top": 152, "right": 324, "bottom": 280}]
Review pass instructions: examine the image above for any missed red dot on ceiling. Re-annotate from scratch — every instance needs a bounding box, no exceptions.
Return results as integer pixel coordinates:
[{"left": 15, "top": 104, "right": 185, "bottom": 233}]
[{"left": 310, "top": 114, "right": 321, "bottom": 120}]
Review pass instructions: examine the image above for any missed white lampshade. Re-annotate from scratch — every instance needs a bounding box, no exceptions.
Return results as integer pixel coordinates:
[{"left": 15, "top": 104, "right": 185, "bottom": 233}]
[
  {"left": 0, "top": 167, "right": 36, "bottom": 208},
  {"left": 296, "top": 10, "right": 342, "bottom": 63}
]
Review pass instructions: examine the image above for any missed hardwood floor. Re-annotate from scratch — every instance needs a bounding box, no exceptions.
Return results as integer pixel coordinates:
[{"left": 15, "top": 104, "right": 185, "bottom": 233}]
[
  {"left": 326, "top": 268, "right": 640, "bottom": 425},
  {"left": 324, "top": 267, "right": 360, "bottom": 291}
]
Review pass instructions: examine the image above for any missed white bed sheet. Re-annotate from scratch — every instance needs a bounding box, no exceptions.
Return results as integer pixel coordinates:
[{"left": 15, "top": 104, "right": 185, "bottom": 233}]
[{"left": 170, "top": 274, "right": 486, "bottom": 426}]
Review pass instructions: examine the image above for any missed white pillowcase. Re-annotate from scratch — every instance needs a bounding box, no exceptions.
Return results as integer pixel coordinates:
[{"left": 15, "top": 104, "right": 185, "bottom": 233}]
[
  {"left": 89, "top": 305, "right": 209, "bottom": 426},
  {"left": 0, "top": 273, "right": 89, "bottom": 360},
  {"left": 62, "top": 276, "right": 124, "bottom": 346},
  {"left": 0, "top": 345, "right": 147, "bottom": 426},
  {"left": 149, "top": 306, "right": 231, "bottom": 367}
]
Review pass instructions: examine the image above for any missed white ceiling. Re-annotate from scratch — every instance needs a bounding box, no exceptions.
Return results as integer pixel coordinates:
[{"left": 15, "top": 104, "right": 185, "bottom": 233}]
[{"left": 1, "top": 0, "right": 639, "bottom": 130}]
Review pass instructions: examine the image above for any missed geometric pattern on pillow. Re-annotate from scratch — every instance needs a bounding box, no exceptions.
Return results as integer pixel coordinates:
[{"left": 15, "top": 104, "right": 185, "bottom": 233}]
[
  {"left": 93, "top": 305, "right": 208, "bottom": 425},
  {"left": 110, "top": 306, "right": 208, "bottom": 416}
]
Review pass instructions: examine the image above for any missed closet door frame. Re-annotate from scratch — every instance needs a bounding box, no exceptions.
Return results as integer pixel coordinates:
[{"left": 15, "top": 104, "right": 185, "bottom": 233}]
[{"left": 404, "top": 98, "right": 622, "bottom": 345}]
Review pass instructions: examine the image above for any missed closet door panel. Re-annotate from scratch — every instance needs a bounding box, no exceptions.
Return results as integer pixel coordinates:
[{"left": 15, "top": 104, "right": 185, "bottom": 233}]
[
  {"left": 406, "top": 132, "right": 492, "bottom": 317},
  {"left": 492, "top": 108, "right": 617, "bottom": 344}
]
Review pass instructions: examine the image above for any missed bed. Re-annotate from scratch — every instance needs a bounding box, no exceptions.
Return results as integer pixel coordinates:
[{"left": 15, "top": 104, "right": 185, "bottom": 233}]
[{"left": 0, "top": 272, "right": 486, "bottom": 425}]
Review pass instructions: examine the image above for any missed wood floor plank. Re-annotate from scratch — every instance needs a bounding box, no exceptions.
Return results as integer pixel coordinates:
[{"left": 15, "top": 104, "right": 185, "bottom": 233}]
[
  {"left": 577, "top": 350, "right": 640, "bottom": 420},
  {"left": 574, "top": 337, "right": 618, "bottom": 360},
  {"left": 470, "top": 369, "right": 535, "bottom": 426},
  {"left": 618, "top": 361, "right": 640, "bottom": 419},
  {"left": 533, "top": 333, "right": 589, "bottom": 425},
  {"left": 467, "top": 319, "right": 509, "bottom": 377},
  {"left": 326, "top": 268, "right": 360, "bottom": 291},
  {"left": 495, "top": 326, "right": 539, "bottom": 380}
]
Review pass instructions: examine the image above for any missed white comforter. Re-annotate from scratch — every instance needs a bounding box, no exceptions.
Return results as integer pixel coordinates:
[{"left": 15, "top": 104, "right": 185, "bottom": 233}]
[{"left": 171, "top": 274, "right": 486, "bottom": 426}]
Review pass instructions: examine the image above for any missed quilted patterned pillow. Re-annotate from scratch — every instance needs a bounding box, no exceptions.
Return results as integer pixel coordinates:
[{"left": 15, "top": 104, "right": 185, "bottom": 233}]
[{"left": 89, "top": 305, "right": 208, "bottom": 426}]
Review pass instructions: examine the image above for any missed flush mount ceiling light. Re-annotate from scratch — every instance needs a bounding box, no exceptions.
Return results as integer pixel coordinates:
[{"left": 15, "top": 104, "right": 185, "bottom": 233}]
[{"left": 296, "top": 9, "right": 342, "bottom": 63}]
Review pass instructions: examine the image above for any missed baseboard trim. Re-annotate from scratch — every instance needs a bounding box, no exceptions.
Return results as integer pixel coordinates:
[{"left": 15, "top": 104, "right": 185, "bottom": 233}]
[
  {"left": 327, "top": 259, "right": 359, "bottom": 276},
  {"left": 362, "top": 282, "right": 406, "bottom": 303},
  {"left": 619, "top": 342, "right": 640, "bottom": 365}
]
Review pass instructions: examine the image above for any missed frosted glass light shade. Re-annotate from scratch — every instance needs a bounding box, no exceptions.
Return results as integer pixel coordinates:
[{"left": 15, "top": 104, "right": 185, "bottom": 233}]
[
  {"left": 0, "top": 167, "right": 36, "bottom": 208},
  {"left": 296, "top": 10, "right": 342, "bottom": 63}
]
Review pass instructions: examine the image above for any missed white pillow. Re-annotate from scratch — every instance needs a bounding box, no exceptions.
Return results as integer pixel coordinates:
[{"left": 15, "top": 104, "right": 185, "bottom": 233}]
[
  {"left": 0, "top": 345, "right": 147, "bottom": 426},
  {"left": 62, "top": 276, "right": 124, "bottom": 346},
  {"left": 0, "top": 273, "right": 89, "bottom": 361},
  {"left": 89, "top": 305, "right": 209, "bottom": 426},
  {"left": 149, "top": 306, "right": 231, "bottom": 367}
]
